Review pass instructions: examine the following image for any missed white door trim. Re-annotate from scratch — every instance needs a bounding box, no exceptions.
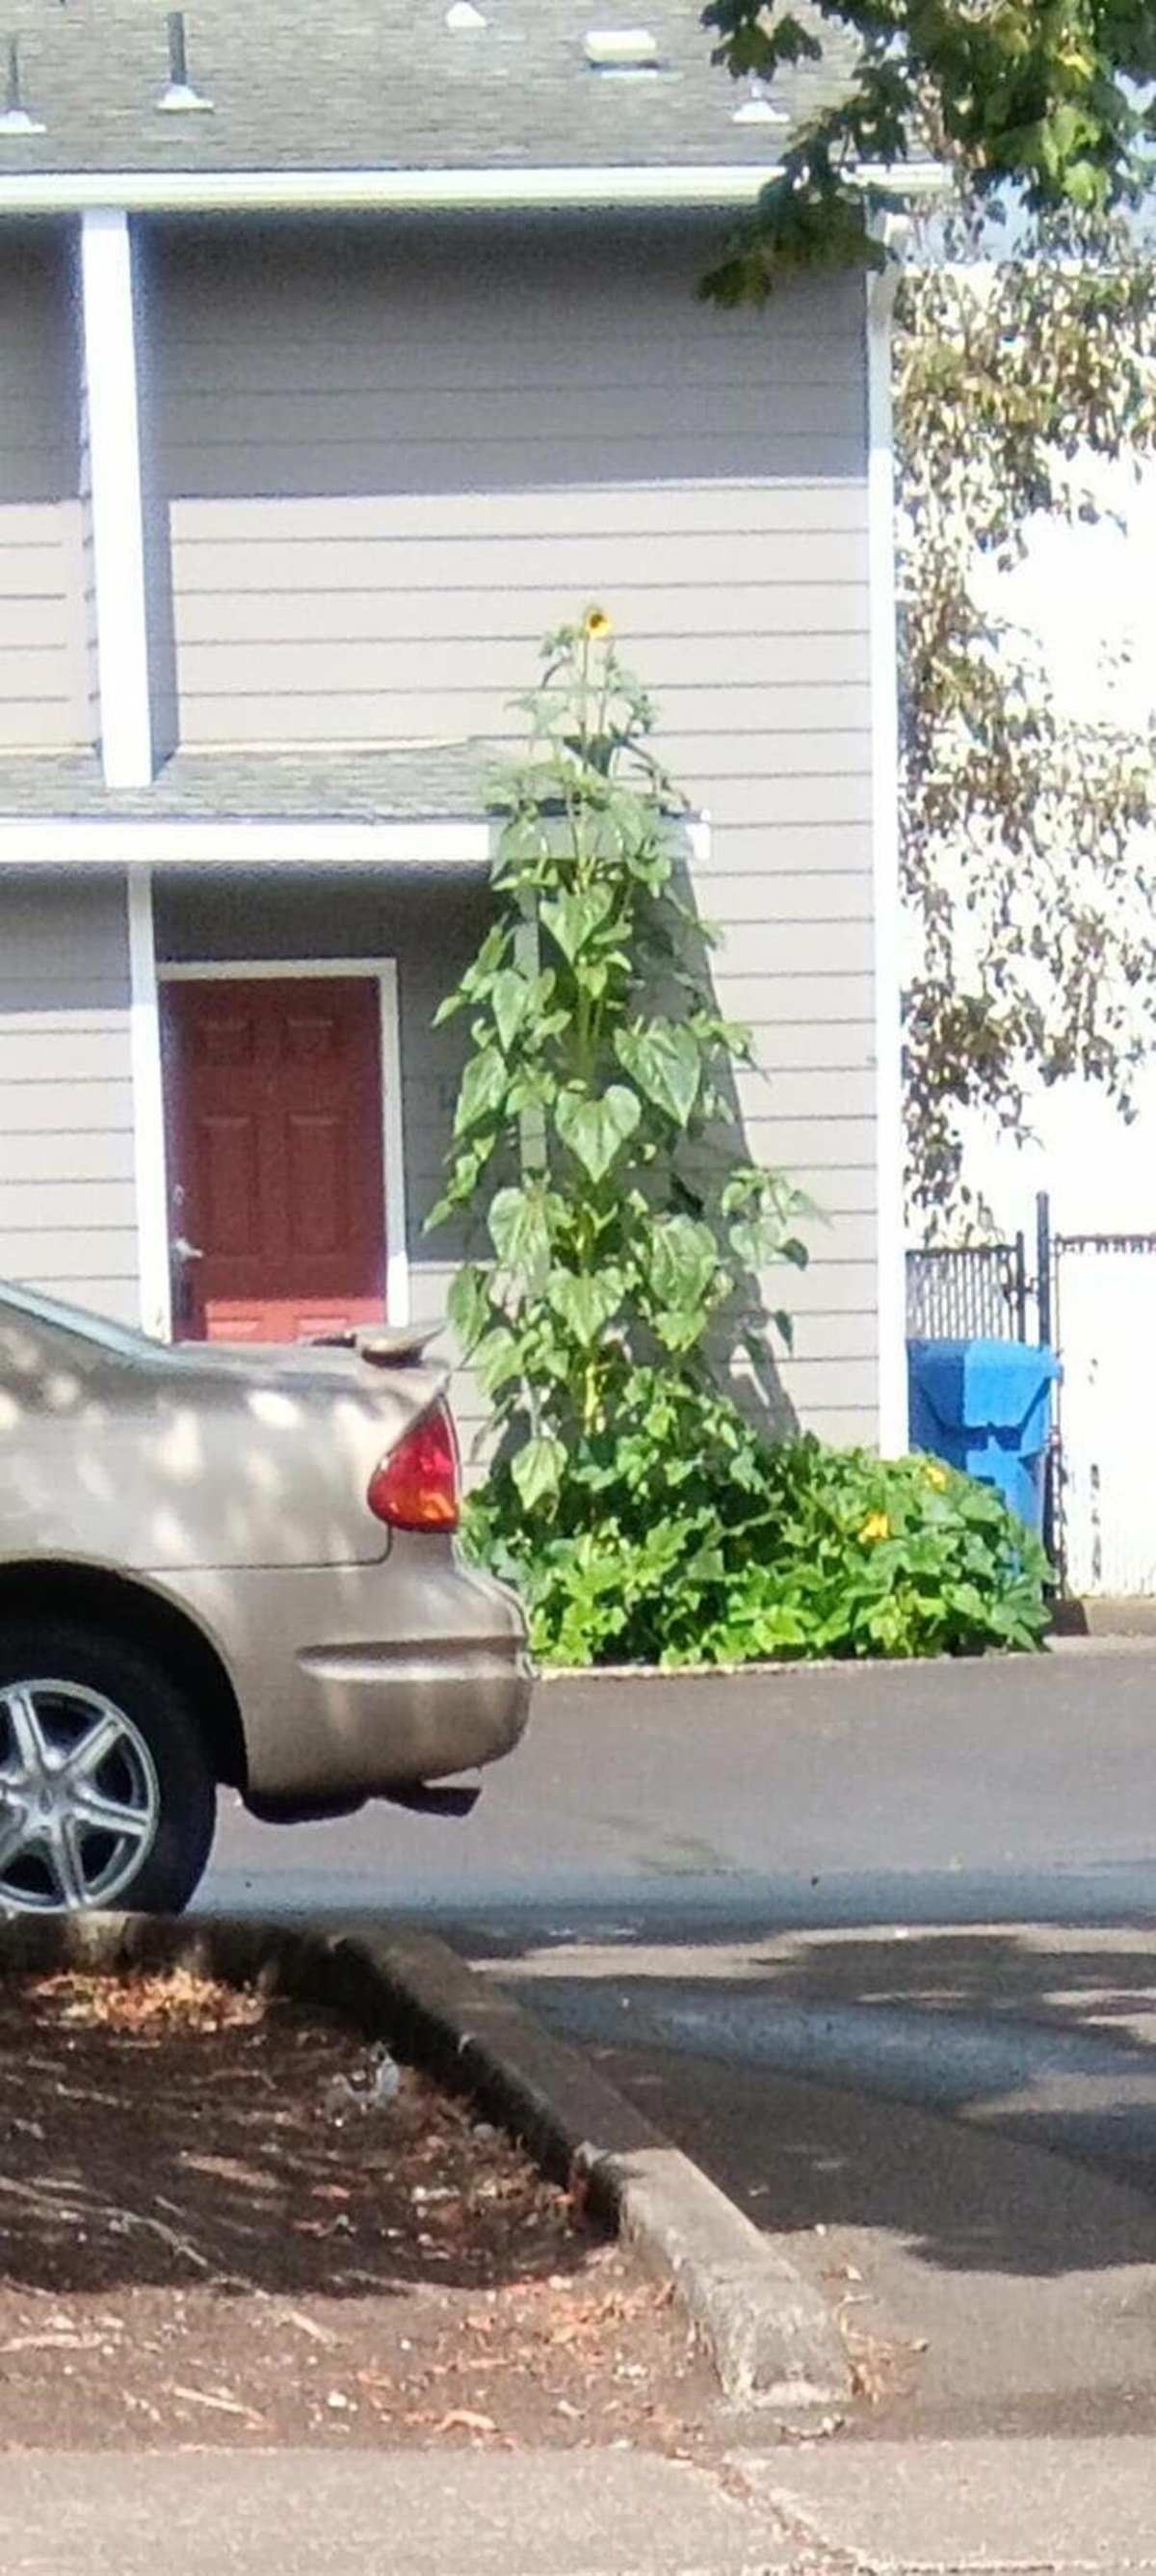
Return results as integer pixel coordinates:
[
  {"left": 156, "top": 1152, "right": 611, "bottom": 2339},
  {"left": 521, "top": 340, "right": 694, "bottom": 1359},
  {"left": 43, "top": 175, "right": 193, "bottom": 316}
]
[
  {"left": 157, "top": 955, "right": 410, "bottom": 1332},
  {"left": 127, "top": 865, "right": 173, "bottom": 1343}
]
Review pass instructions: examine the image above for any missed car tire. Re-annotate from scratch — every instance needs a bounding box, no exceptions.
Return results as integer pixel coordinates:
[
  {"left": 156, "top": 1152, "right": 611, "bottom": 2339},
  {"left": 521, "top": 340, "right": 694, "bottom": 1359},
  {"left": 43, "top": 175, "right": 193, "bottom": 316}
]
[{"left": 0, "top": 1620, "right": 217, "bottom": 1917}]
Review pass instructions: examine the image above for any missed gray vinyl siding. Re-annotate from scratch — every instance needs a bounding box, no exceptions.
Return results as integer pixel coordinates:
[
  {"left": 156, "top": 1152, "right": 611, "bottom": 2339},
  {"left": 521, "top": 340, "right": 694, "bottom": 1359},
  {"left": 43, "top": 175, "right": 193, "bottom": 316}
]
[
  {"left": 134, "top": 226, "right": 180, "bottom": 764},
  {"left": 0, "top": 230, "right": 87, "bottom": 749},
  {"left": 0, "top": 874, "right": 140, "bottom": 1322},
  {"left": 148, "top": 219, "right": 879, "bottom": 1442}
]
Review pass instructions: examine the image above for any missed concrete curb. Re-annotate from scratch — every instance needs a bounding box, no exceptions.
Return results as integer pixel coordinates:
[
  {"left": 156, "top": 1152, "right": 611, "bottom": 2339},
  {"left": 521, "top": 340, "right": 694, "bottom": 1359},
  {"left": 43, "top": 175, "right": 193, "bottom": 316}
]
[
  {"left": 1054, "top": 1595, "right": 1156, "bottom": 1639},
  {"left": 0, "top": 1911, "right": 849, "bottom": 2414}
]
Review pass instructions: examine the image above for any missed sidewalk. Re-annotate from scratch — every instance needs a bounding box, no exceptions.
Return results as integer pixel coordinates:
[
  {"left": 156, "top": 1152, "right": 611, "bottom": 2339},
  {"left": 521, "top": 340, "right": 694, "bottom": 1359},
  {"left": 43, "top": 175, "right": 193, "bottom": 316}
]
[
  {"left": 0, "top": 2450, "right": 798, "bottom": 2576},
  {"left": 10, "top": 2438, "right": 1156, "bottom": 2574},
  {"left": 748, "top": 2434, "right": 1156, "bottom": 2571}
]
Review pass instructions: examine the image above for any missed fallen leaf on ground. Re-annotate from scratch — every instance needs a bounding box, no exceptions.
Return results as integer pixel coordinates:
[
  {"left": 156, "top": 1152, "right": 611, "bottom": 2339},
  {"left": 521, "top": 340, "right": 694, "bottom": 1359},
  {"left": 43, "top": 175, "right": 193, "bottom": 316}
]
[
  {"left": 0, "top": 2331, "right": 105, "bottom": 2353},
  {"left": 281, "top": 2308, "right": 339, "bottom": 2348},
  {"left": 170, "top": 2384, "right": 266, "bottom": 2426}
]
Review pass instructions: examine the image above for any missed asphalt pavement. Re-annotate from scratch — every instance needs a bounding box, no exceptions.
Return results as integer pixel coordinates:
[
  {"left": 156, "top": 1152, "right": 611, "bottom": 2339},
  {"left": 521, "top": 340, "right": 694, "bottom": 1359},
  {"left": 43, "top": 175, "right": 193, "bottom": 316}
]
[{"left": 206, "top": 1642, "right": 1156, "bottom": 1928}]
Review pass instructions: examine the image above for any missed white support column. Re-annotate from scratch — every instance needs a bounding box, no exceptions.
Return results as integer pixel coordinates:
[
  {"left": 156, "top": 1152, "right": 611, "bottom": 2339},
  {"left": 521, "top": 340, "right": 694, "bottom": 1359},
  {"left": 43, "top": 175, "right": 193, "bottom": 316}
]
[
  {"left": 80, "top": 207, "right": 153, "bottom": 787},
  {"left": 867, "top": 235, "right": 909, "bottom": 1456}
]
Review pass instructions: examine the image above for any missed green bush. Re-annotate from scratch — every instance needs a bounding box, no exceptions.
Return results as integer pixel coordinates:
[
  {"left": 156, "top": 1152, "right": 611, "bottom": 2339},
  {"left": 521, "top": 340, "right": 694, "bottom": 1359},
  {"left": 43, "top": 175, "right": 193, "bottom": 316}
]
[{"left": 466, "top": 1421, "right": 1050, "bottom": 1668}]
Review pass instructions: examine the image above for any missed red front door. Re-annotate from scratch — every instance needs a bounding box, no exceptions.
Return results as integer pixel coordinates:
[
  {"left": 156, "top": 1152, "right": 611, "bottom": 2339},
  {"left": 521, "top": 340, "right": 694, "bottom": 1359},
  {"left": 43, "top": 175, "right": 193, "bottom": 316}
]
[{"left": 163, "top": 975, "right": 386, "bottom": 1341}]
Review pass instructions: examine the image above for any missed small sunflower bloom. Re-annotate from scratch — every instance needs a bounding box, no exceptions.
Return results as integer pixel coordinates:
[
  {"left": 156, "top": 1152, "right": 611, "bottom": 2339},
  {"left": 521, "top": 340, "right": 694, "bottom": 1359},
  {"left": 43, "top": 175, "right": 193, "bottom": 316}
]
[
  {"left": 923, "top": 1462, "right": 948, "bottom": 1492},
  {"left": 859, "top": 1511, "right": 890, "bottom": 1545},
  {"left": 583, "top": 606, "right": 613, "bottom": 641}
]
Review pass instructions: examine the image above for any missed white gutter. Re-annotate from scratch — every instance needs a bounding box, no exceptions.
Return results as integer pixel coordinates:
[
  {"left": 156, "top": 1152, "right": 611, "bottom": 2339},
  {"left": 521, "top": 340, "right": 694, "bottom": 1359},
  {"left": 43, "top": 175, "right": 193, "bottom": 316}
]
[
  {"left": 0, "top": 158, "right": 946, "bottom": 218},
  {"left": 0, "top": 818, "right": 494, "bottom": 866}
]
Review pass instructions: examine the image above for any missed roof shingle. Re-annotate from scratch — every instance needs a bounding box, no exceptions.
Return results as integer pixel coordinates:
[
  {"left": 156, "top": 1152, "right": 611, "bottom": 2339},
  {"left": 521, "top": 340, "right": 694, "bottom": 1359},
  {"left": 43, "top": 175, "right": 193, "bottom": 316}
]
[
  {"left": 0, "top": 745, "right": 499, "bottom": 822},
  {"left": 0, "top": 1, "right": 855, "bottom": 178}
]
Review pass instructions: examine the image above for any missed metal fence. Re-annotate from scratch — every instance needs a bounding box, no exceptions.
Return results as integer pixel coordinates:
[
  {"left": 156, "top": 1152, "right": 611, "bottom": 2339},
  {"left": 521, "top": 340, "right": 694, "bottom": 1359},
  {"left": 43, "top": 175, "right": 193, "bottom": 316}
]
[
  {"left": 906, "top": 1201, "right": 1156, "bottom": 1591},
  {"left": 1051, "top": 1225, "right": 1156, "bottom": 1595},
  {"left": 906, "top": 1236, "right": 1029, "bottom": 1343}
]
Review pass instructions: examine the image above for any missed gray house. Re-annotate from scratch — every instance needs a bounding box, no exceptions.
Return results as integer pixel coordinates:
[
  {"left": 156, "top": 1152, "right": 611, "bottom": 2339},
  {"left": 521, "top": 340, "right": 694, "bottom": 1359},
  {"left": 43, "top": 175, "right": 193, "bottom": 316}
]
[{"left": 0, "top": 0, "right": 909, "bottom": 1454}]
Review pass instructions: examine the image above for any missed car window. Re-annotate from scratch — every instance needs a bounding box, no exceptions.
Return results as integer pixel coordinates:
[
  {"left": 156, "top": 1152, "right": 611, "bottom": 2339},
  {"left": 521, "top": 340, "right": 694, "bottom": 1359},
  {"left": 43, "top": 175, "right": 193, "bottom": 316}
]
[{"left": 0, "top": 1281, "right": 157, "bottom": 1361}]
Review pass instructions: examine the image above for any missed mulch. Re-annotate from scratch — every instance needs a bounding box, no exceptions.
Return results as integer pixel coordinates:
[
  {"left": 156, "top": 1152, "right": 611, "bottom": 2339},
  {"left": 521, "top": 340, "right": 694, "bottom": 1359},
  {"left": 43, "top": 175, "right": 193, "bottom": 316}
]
[{"left": 0, "top": 1968, "right": 719, "bottom": 2452}]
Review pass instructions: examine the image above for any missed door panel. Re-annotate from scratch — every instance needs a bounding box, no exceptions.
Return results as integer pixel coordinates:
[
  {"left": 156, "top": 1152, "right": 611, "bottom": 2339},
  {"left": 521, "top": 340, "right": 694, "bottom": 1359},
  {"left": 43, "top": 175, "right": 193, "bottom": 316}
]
[{"left": 163, "top": 975, "right": 386, "bottom": 1341}]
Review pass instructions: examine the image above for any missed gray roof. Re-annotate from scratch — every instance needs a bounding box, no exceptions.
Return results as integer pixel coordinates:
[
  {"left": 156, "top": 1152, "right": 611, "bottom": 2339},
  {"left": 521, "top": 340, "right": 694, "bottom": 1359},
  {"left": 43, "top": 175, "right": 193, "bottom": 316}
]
[
  {"left": 0, "top": 0, "right": 854, "bottom": 177},
  {"left": 0, "top": 745, "right": 500, "bottom": 822}
]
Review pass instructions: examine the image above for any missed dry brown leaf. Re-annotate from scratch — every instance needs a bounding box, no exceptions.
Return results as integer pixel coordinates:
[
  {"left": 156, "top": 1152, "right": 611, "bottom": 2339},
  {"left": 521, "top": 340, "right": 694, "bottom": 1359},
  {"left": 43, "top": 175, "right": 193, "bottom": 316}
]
[
  {"left": 0, "top": 2331, "right": 104, "bottom": 2354},
  {"left": 434, "top": 2407, "right": 497, "bottom": 2436},
  {"left": 170, "top": 2383, "right": 265, "bottom": 2426},
  {"left": 281, "top": 2309, "right": 339, "bottom": 2349}
]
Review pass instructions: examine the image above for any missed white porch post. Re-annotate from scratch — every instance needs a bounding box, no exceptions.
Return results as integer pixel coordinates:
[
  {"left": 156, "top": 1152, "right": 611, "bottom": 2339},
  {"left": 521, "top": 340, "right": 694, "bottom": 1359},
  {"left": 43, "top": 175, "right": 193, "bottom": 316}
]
[{"left": 79, "top": 207, "right": 153, "bottom": 787}]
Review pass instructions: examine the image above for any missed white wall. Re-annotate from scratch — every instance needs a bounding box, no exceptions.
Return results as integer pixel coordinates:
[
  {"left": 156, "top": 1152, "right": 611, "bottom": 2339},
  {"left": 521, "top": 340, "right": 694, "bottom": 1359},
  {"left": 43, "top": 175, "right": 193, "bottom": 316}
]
[{"left": 922, "top": 455, "right": 1156, "bottom": 1244}]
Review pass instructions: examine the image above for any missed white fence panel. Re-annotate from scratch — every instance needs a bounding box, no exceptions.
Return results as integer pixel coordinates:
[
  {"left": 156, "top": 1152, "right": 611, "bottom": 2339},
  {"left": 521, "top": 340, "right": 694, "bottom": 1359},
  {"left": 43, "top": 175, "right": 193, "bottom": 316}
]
[{"left": 1057, "top": 1242, "right": 1156, "bottom": 1595}]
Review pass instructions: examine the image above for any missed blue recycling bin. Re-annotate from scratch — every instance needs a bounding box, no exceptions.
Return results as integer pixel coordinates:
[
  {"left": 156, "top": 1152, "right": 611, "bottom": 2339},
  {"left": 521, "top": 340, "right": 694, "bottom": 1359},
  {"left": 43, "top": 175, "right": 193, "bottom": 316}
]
[{"left": 907, "top": 1339, "right": 1059, "bottom": 1535}]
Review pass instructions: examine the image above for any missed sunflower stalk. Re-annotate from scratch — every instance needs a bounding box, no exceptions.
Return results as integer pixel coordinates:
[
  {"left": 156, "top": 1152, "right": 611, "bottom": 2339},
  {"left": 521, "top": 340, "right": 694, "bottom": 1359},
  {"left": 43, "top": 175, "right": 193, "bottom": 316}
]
[{"left": 428, "top": 608, "right": 812, "bottom": 1521}]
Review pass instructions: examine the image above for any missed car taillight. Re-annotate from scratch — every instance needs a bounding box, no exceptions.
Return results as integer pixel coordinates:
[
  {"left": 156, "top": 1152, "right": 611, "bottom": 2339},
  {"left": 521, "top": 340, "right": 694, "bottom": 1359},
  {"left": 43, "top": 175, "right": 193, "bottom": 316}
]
[{"left": 367, "top": 1398, "right": 460, "bottom": 1532}]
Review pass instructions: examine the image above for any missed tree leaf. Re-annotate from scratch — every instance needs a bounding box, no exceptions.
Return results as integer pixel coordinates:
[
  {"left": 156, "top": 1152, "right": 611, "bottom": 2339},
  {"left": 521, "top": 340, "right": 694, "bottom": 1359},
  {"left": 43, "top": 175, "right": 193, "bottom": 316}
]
[
  {"left": 512, "top": 1433, "right": 566, "bottom": 1510},
  {"left": 554, "top": 1085, "right": 641, "bottom": 1182},
  {"left": 617, "top": 1022, "right": 701, "bottom": 1128}
]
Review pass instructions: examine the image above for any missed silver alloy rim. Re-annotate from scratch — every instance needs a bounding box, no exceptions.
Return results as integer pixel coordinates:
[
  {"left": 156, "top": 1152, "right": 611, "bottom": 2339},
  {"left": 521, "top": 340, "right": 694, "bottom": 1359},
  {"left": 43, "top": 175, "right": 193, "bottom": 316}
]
[{"left": 0, "top": 1679, "right": 161, "bottom": 1913}]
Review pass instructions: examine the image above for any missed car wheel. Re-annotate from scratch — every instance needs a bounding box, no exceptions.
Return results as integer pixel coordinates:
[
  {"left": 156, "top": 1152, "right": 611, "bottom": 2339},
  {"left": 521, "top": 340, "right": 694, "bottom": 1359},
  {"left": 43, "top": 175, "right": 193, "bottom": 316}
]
[{"left": 0, "top": 1622, "right": 216, "bottom": 1916}]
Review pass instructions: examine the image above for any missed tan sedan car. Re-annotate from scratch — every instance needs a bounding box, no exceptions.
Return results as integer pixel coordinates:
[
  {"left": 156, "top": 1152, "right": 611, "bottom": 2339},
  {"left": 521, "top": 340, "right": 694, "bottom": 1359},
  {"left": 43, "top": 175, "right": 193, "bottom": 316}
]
[{"left": 0, "top": 1285, "right": 531, "bottom": 1915}]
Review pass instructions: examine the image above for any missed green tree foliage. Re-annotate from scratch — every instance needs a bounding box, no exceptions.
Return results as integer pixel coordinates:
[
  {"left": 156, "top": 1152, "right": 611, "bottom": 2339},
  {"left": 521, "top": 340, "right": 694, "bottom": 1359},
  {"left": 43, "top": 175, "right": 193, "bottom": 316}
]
[
  {"left": 700, "top": 3, "right": 1156, "bottom": 305},
  {"left": 897, "top": 218, "right": 1156, "bottom": 1217}
]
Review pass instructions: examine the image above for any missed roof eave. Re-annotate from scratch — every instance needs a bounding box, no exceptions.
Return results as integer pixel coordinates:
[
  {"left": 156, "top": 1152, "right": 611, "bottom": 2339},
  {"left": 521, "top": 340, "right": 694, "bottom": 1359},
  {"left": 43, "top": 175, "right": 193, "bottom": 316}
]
[{"left": 0, "top": 157, "right": 948, "bottom": 217}]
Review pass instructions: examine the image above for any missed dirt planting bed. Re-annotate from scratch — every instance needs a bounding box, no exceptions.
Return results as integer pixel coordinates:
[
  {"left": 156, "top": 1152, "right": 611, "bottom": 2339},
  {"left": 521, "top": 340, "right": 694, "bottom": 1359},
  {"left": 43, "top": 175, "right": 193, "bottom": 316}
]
[{"left": 0, "top": 1967, "right": 719, "bottom": 2453}]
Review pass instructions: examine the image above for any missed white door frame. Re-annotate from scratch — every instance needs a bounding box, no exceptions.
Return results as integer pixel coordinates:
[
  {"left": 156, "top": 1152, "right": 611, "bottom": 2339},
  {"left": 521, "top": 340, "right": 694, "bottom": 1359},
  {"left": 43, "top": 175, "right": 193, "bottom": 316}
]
[{"left": 153, "top": 953, "right": 409, "bottom": 1335}]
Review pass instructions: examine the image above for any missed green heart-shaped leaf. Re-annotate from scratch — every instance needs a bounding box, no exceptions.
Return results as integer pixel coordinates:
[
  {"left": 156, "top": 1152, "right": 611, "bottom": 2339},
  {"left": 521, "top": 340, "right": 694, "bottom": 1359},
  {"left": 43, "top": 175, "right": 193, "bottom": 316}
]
[
  {"left": 554, "top": 1085, "right": 641, "bottom": 1182},
  {"left": 512, "top": 1432, "right": 566, "bottom": 1510},
  {"left": 547, "top": 1268, "right": 622, "bottom": 1345},
  {"left": 453, "top": 1046, "right": 509, "bottom": 1139},
  {"left": 617, "top": 1021, "right": 701, "bottom": 1128},
  {"left": 487, "top": 1185, "right": 553, "bottom": 1295}
]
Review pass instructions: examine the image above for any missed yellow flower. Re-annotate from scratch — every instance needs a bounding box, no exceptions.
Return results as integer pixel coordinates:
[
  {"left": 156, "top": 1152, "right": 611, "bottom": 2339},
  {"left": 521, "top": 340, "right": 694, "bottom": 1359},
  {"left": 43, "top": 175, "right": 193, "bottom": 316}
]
[
  {"left": 583, "top": 606, "right": 613, "bottom": 641},
  {"left": 923, "top": 1461, "right": 948, "bottom": 1492},
  {"left": 859, "top": 1512, "right": 891, "bottom": 1545}
]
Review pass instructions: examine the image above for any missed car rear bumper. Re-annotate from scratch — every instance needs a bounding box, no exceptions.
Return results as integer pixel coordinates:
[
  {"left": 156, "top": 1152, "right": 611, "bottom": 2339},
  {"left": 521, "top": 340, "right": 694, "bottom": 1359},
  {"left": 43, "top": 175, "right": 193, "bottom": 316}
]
[
  {"left": 165, "top": 1541, "right": 532, "bottom": 1801},
  {"left": 289, "top": 1631, "right": 532, "bottom": 1795}
]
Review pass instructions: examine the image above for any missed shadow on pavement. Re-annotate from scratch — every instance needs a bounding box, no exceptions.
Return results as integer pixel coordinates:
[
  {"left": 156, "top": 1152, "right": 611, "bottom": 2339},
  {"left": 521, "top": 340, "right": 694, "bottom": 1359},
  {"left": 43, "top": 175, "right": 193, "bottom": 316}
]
[{"left": 466, "top": 1913, "right": 1156, "bottom": 2283}]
